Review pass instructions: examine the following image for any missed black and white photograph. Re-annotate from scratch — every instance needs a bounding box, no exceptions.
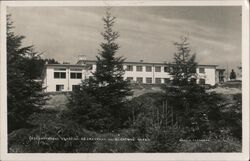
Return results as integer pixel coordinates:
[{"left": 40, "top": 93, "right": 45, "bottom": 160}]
[{"left": 0, "top": 0, "right": 249, "bottom": 160}]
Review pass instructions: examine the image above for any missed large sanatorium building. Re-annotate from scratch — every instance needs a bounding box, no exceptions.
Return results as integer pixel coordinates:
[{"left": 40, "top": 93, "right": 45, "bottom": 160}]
[{"left": 42, "top": 56, "right": 224, "bottom": 92}]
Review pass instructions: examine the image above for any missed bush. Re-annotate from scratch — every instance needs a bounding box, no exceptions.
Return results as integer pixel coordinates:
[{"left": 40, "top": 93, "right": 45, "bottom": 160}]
[{"left": 8, "top": 110, "right": 97, "bottom": 153}]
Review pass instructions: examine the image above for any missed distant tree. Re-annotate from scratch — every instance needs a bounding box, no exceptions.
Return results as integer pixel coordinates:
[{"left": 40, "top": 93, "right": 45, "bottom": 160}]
[
  {"left": 7, "top": 15, "right": 48, "bottom": 133},
  {"left": 230, "top": 69, "right": 236, "bottom": 80},
  {"left": 22, "top": 55, "right": 60, "bottom": 79},
  {"left": 68, "top": 10, "right": 132, "bottom": 131}
]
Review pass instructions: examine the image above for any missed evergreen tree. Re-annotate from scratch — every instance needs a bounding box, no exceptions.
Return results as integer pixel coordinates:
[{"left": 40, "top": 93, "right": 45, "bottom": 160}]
[
  {"left": 91, "top": 10, "right": 132, "bottom": 106},
  {"left": 163, "top": 37, "right": 211, "bottom": 138},
  {"left": 230, "top": 69, "right": 236, "bottom": 80},
  {"left": 68, "top": 10, "right": 132, "bottom": 131},
  {"left": 170, "top": 36, "right": 197, "bottom": 85},
  {"left": 7, "top": 15, "right": 47, "bottom": 133}
]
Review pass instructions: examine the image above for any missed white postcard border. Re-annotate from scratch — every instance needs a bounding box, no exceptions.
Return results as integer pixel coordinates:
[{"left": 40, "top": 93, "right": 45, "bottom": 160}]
[{"left": 0, "top": 1, "right": 249, "bottom": 161}]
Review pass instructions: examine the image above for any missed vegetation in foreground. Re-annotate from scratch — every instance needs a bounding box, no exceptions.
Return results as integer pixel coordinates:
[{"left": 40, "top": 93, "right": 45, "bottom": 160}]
[{"left": 8, "top": 91, "right": 241, "bottom": 153}]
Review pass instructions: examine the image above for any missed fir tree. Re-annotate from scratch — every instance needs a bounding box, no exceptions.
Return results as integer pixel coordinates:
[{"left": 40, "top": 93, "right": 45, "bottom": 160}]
[
  {"left": 163, "top": 37, "right": 212, "bottom": 138},
  {"left": 230, "top": 69, "right": 236, "bottom": 80},
  {"left": 68, "top": 10, "right": 132, "bottom": 131},
  {"left": 92, "top": 10, "right": 132, "bottom": 106},
  {"left": 171, "top": 36, "right": 197, "bottom": 86},
  {"left": 7, "top": 15, "right": 47, "bottom": 133}
]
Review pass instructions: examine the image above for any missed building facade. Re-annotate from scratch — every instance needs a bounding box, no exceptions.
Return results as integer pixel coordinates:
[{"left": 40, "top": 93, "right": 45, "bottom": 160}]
[{"left": 42, "top": 59, "right": 218, "bottom": 92}]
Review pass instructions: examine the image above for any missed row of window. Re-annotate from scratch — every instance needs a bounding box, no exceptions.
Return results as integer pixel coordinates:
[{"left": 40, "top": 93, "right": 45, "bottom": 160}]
[
  {"left": 84, "top": 64, "right": 205, "bottom": 73},
  {"left": 126, "top": 77, "right": 206, "bottom": 84},
  {"left": 56, "top": 85, "right": 80, "bottom": 91},
  {"left": 55, "top": 78, "right": 206, "bottom": 91},
  {"left": 54, "top": 72, "right": 82, "bottom": 79},
  {"left": 126, "top": 65, "right": 170, "bottom": 72},
  {"left": 126, "top": 65, "right": 205, "bottom": 73},
  {"left": 126, "top": 77, "right": 170, "bottom": 84}
]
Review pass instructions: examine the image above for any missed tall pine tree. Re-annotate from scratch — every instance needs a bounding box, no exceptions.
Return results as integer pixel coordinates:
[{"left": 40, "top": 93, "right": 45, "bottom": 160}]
[
  {"left": 171, "top": 36, "right": 197, "bottom": 86},
  {"left": 163, "top": 37, "right": 211, "bottom": 138},
  {"left": 68, "top": 10, "right": 132, "bottom": 131},
  {"left": 92, "top": 10, "right": 132, "bottom": 106},
  {"left": 7, "top": 15, "right": 47, "bottom": 133}
]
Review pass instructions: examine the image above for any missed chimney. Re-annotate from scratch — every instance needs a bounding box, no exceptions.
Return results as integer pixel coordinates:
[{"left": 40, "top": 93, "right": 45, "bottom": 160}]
[
  {"left": 140, "top": 60, "right": 143, "bottom": 63},
  {"left": 78, "top": 55, "right": 87, "bottom": 61},
  {"left": 77, "top": 55, "right": 87, "bottom": 65}
]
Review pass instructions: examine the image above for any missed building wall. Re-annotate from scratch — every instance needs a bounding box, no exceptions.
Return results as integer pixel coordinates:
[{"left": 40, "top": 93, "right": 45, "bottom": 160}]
[
  {"left": 123, "top": 64, "right": 171, "bottom": 84},
  {"left": 43, "top": 63, "right": 217, "bottom": 92},
  {"left": 196, "top": 66, "right": 216, "bottom": 85},
  {"left": 43, "top": 66, "right": 92, "bottom": 92},
  {"left": 43, "top": 66, "right": 70, "bottom": 92}
]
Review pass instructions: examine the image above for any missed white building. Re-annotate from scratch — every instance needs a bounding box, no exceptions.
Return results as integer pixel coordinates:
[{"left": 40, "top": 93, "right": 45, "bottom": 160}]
[{"left": 42, "top": 59, "right": 218, "bottom": 92}]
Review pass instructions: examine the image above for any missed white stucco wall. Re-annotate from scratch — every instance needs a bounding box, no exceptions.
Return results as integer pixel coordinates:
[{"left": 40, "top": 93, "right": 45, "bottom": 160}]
[
  {"left": 43, "top": 65, "right": 92, "bottom": 92},
  {"left": 123, "top": 64, "right": 171, "bottom": 83},
  {"left": 42, "top": 63, "right": 217, "bottom": 92},
  {"left": 196, "top": 66, "right": 216, "bottom": 85}
]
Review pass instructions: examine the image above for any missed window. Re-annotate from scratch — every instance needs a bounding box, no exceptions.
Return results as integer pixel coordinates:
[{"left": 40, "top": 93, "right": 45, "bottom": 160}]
[
  {"left": 136, "top": 77, "right": 143, "bottom": 83},
  {"left": 164, "top": 67, "right": 170, "bottom": 73},
  {"left": 146, "top": 66, "right": 152, "bottom": 72},
  {"left": 126, "top": 65, "right": 133, "bottom": 71},
  {"left": 199, "top": 78, "right": 206, "bottom": 85},
  {"left": 155, "top": 78, "right": 161, "bottom": 84},
  {"left": 164, "top": 78, "right": 170, "bottom": 84},
  {"left": 126, "top": 77, "right": 133, "bottom": 82},
  {"left": 136, "top": 66, "right": 143, "bottom": 72},
  {"left": 146, "top": 77, "right": 152, "bottom": 84},
  {"left": 56, "top": 85, "right": 64, "bottom": 91},
  {"left": 54, "top": 72, "right": 66, "bottom": 79},
  {"left": 72, "top": 85, "right": 80, "bottom": 91},
  {"left": 199, "top": 68, "right": 205, "bottom": 73},
  {"left": 70, "top": 73, "right": 82, "bottom": 79},
  {"left": 155, "top": 66, "right": 161, "bottom": 72}
]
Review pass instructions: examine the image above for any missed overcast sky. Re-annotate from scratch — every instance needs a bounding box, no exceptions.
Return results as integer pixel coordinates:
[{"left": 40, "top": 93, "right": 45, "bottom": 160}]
[{"left": 8, "top": 6, "right": 241, "bottom": 70}]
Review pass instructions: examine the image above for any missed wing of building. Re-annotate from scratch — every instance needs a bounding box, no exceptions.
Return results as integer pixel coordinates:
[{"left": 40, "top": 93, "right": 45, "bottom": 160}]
[{"left": 41, "top": 58, "right": 223, "bottom": 92}]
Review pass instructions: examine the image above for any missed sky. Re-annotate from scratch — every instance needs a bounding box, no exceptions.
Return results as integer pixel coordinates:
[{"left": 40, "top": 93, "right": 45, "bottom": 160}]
[{"left": 8, "top": 6, "right": 242, "bottom": 70}]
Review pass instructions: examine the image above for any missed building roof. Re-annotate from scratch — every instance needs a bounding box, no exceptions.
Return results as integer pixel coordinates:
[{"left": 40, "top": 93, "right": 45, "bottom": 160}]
[
  {"left": 45, "top": 64, "right": 86, "bottom": 68},
  {"left": 77, "top": 60, "right": 218, "bottom": 67}
]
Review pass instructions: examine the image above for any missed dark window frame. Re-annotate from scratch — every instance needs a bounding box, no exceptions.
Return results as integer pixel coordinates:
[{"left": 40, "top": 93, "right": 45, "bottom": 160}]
[
  {"left": 126, "top": 65, "right": 133, "bottom": 71},
  {"left": 54, "top": 72, "right": 66, "bottom": 79},
  {"left": 146, "top": 66, "right": 152, "bottom": 72},
  {"left": 155, "top": 66, "right": 161, "bottom": 72},
  {"left": 126, "top": 77, "right": 133, "bottom": 82},
  {"left": 136, "top": 77, "right": 143, "bottom": 83},
  {"left": 56, "top": 84, "right": 64, "bottom": 91},
  {"left": 155, "top": 78, "right": 161, "bottom": 84},
  {"left": 70, "top": 72, "right": 82, "bottom": 79},
  {"left": 146, "top": 77, "right": 152, "bottom": 84},
  {"left": 136, "top": 66, "right": 143, "bottom": 72},
  {"left": 199, "top": 68, "right": 205, "bottom": 73}
]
